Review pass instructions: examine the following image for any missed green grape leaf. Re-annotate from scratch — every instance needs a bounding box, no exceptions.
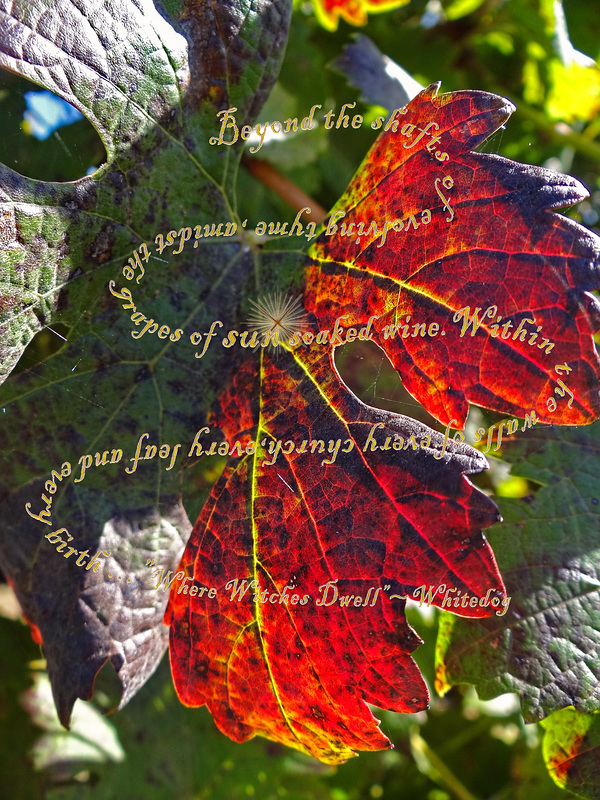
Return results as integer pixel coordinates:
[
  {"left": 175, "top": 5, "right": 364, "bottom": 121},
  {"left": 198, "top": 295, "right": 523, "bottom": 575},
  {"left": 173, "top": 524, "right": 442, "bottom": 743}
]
[
  {"left": 542, "top": 707, "right": 600, "bottom": 800},
  {"left": 436, "top": 421, "right": 600, "bottom": 721},
  {"left": 0, "top": 0, "right": 292, "bottom": 725}
]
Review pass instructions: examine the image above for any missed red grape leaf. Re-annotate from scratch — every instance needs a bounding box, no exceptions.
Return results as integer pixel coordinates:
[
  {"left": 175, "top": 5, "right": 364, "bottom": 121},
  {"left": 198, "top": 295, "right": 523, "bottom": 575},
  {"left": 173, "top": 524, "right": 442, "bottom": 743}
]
[
  {"left": 311, "top": 0, "right": 409, "bottom": 31},
  {"left": 166, "top": 346, "right": 505, "bottom": 763},
  {"left": 305, "top": 84, "right": 600, "bottom": 428},
  {"left": 167, "top": 83, "right": 600, "bottom": 762}
]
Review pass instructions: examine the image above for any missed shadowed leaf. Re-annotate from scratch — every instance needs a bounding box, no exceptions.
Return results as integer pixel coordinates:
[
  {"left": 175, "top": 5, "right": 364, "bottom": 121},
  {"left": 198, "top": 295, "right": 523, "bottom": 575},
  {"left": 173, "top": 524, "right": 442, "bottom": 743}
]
[
  {"left": 435, "top": 421, "right": 600, "bottom": 721},
  {"left": 0, "top": 0, "right": 291, "bottom": 725}
]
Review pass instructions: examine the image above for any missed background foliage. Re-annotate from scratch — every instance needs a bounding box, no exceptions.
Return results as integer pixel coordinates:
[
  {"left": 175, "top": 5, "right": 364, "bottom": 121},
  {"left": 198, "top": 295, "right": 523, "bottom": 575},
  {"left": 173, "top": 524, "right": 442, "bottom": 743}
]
[{"left": 1, "top": 0, "right": 600, "bottom": 797}]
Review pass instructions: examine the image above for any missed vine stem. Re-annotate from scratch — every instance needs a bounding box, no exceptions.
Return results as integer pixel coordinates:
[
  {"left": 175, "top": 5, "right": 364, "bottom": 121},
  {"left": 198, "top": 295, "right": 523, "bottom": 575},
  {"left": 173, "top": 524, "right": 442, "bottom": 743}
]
[
  {"left": 410, "top": 729, "right": 482, "bottom": 800},
  {"left": 509, "top": 99, "right": 600, "bottom": 163},
  {"left": 242, "top": 156, "right": 328, "bottom": 223}
]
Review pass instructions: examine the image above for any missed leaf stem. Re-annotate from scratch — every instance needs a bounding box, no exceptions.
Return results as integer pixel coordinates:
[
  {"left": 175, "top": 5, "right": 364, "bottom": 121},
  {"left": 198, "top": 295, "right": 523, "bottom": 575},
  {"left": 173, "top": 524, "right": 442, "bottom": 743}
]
[
  {"left": 242, "top": 156, "right": 328, "bottom": 222},
  {"left": 410, "top": 729, "right": 482, "bottom": 800},
  {"left": 508, "top": 99, "right": 600, "bottom": 163}
]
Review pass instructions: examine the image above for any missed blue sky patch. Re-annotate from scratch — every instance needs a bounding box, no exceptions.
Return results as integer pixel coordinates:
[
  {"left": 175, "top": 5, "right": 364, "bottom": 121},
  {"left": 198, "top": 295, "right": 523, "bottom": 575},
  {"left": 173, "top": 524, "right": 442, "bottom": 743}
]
[{"left": 23, "top": 91, "right": 83, "bottom": 140}]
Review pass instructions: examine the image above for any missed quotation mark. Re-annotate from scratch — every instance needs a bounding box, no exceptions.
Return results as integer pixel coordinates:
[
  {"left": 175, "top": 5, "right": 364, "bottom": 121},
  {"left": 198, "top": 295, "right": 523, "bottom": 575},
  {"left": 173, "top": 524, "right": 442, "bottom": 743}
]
[
  {"left": 386, "top": 585, "right": 410, "bottom": 600},
  {"left": 106, "top": 558, "right": 157, "bottom": 583}
]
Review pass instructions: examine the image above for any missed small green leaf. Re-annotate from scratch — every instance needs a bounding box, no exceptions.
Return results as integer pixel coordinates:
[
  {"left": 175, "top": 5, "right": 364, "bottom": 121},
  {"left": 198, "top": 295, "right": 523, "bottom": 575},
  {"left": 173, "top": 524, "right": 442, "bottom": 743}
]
[
  {"left": 23, "top": 672, "right": 125, "bottom": 773},
  {"left": 444, "top": 0, "right": 487, "bottom": 22},
  {"left": 542, "top": 707, "right": 600, "bottom": 799}
]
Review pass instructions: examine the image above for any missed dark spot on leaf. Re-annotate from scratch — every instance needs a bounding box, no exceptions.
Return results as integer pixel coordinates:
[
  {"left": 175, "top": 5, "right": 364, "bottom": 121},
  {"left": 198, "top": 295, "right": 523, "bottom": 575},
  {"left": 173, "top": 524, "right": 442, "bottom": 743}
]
[
  {"left": 86, "top": 225, "right": 116, "bottom": 265},
  {"left": 133, "top": 365, "right": 152, "bottom": 383},
  {"left": 64, "top": 180, "right": 97, "bottom": 211}
]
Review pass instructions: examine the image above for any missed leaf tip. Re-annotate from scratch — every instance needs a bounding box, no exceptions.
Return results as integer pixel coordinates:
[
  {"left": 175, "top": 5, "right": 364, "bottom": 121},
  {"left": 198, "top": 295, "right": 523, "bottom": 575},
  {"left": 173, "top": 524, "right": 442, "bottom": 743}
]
[{"left": 422, "top": 81, "right": 442, "bottom": 100}]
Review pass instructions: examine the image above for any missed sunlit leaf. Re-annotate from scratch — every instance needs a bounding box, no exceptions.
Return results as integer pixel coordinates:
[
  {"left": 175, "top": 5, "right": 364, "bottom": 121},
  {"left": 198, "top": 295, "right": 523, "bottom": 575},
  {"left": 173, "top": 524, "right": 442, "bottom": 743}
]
[
  {"left": 542, "top": 707, "right": 600, "bottom": 799},
  {"left": 308, "top": 0, "right": 409, "bottom": 32},
  {"left": 306, "top": 84, "right": 600, "bottom": 427},
  {"left": 167, "top": 346, "right": 504, "bottom": 763}
]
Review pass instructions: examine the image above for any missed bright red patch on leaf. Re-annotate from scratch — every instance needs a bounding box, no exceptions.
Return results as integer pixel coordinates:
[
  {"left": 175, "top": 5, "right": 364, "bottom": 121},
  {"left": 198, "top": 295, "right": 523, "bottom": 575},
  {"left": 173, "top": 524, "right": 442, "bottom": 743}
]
[
  {"left": 548, "top": 733, "right": 587, "bottom": 784},
  {"left": 9, "top": 573, "right": 43, "bottom": 645},
  {"left": 311, "top": 0, "right": 409, "bottom": 31}
]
